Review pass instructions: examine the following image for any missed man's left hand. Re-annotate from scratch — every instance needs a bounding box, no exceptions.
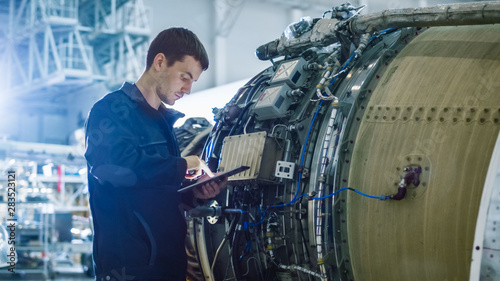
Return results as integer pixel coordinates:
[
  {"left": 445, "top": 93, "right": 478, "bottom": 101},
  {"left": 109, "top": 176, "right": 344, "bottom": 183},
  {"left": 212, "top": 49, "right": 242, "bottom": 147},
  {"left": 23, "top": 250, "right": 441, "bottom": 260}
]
[{"left": 192, "top": 174, "right": 228, "bottom": 199}]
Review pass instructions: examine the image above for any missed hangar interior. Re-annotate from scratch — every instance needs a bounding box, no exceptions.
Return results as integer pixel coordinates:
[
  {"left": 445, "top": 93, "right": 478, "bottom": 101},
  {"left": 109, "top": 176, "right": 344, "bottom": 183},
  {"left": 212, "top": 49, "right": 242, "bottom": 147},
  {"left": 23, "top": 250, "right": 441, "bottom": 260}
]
[{"left": 0, "top": 0, "right": 498, "bottom": 280}]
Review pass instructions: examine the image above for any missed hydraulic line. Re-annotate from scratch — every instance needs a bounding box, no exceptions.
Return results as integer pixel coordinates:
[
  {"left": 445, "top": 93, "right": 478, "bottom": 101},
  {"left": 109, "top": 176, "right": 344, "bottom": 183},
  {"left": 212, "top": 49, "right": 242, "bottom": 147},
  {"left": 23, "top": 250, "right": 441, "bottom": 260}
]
[
  {"left": 211, "top": 218, "right": 238, "bottom": 271},
  {"left": 278, "top": 264, "right": 325, "bottom": 279},
  {"left": 314, "top": 105, "right": 337, "bottom": 281},
  {"left": 315, "top": 50, "right": 341, "bottom": 100},
  {"left": 266, "top": 213, "right": 279, "bottom": 262},
  {"left": 211, "top": 235, "right": 228, "bottom": 272}
]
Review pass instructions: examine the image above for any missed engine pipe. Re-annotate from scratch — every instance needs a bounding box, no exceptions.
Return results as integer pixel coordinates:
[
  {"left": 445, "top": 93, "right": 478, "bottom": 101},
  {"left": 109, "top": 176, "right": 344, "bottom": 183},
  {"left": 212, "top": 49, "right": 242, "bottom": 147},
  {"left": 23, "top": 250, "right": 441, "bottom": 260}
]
[
  {"left": 256, "top": 2, "right": 500, "bottom": 60},
  {"left": 349, "top": 1, "right": 500, "bottom": 35},
  {"left": 315, "top": 49, "right": 341, "bottom": 100}
]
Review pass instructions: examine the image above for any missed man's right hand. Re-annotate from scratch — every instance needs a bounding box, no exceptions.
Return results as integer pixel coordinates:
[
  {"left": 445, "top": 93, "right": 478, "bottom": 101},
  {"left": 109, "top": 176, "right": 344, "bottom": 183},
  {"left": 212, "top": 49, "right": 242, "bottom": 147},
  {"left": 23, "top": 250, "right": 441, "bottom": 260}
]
[{"left": 183, "top": 155, "right": 203, "bottom": 179}]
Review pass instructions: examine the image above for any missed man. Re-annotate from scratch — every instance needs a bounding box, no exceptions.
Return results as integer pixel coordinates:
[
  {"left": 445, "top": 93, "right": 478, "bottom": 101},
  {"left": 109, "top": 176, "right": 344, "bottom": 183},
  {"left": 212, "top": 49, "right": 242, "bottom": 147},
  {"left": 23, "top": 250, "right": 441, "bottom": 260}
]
[{"left": 85, "top": 27, "right": 226, "bottom": 281}]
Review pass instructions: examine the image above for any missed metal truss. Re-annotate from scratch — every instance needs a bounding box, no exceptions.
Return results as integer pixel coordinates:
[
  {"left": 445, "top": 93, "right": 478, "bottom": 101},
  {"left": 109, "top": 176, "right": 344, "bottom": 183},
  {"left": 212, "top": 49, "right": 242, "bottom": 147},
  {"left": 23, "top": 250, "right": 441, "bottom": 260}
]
[{"left": 0, "top": 0, "right": 151, "bottom": 96}]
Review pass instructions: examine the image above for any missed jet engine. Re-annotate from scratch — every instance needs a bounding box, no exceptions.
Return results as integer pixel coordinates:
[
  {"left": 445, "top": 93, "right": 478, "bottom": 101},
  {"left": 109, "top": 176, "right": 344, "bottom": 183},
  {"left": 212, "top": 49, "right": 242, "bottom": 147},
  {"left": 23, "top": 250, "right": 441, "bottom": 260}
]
[{"left": 186, "top": 2, "right": 500, "bottom": 281}]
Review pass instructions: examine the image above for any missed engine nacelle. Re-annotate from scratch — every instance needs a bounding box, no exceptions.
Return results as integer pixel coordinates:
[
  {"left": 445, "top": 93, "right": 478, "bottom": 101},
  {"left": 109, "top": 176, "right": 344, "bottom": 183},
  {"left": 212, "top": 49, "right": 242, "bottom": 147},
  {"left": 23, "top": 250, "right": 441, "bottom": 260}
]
[{"left": 188, "top": 3, "right": 500, "bottom": 281}]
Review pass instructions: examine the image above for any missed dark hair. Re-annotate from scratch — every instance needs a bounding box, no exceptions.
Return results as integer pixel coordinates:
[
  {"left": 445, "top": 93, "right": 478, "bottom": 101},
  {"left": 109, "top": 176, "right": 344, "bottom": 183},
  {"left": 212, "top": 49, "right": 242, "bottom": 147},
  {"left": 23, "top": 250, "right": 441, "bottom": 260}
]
[{"left": 146, "top": 27, "right": 209, "bottom": 71}]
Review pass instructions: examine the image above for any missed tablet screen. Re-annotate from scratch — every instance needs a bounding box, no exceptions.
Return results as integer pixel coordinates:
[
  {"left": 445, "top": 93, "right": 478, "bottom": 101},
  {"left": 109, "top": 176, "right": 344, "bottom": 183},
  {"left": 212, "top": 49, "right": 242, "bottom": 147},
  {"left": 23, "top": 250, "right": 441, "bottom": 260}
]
[{"left": 177, "top": 166, "right": 250, "bottom": 193}]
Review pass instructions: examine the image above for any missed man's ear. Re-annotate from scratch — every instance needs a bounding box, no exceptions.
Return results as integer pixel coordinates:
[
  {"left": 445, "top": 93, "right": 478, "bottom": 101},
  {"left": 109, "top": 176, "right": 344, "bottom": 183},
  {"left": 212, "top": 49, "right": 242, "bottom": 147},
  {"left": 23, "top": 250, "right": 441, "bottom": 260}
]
[{"left": 152, "top": 53, "right": 167, "bottom": 71}]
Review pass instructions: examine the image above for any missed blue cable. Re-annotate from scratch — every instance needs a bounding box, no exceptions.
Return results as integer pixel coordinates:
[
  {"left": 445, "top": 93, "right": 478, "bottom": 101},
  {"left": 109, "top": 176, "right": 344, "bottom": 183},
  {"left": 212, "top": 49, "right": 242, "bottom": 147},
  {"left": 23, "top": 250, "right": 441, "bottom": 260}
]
[
  {"left": 369, "top": 28, "right": 396, "bottom": 41},
  {"left": 310, "top": 187, "right": 350, "bottom": 200},
  {"left": 248, "top": 187, "right": 390, "bottom": 227},
  {"left": 257, "top": 205, "right": 264, "bottom": 217},
  {"left": 249, "top": 207, "right": 268, "bottom": 226},
  {"left": 311, "top": 187, "right": 390, "bottom": 200},
  {"left": 270, "top": 99, "right": 324, "bottom": 208},
  {"left": 329, "top": 51, "right": 356, "bottom": 88},
  {"left": 351, "top": 188, "right": 390, "bottom": 200},
  {"left": 379, "top": 27, "right": 396, "bottom": 35}
]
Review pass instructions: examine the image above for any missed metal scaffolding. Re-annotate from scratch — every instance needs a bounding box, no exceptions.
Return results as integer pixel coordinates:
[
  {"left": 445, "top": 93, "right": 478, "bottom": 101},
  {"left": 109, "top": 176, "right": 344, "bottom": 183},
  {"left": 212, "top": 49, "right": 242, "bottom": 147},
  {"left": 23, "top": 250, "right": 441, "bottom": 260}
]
[{"left": 0, "top": 0, "right": 151, "bottom": 95}]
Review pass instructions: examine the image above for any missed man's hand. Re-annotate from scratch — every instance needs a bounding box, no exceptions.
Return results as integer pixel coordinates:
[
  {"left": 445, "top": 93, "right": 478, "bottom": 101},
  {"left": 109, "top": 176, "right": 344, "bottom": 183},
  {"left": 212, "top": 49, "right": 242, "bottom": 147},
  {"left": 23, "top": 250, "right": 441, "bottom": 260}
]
[
  {"left": 192, "top": 174, "right": 228, "bottom": 199},
  {"left": 183, "top": 155, "right": 203, "bottom": 179}
]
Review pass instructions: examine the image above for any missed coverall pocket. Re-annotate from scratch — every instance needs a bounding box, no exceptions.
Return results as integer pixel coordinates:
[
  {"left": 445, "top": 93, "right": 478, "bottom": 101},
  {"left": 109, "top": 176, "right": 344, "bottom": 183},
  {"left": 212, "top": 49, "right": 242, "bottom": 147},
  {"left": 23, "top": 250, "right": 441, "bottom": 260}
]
[{"left": 133, "top": 211, "right": 157, "bottom": 267}]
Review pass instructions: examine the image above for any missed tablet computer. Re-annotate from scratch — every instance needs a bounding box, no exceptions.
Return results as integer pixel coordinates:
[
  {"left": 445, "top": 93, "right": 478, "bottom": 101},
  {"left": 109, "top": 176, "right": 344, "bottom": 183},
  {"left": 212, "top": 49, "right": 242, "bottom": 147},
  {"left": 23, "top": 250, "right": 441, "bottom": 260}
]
[{"left": 177, "top": 166, "right": 250, "bottom": 193}]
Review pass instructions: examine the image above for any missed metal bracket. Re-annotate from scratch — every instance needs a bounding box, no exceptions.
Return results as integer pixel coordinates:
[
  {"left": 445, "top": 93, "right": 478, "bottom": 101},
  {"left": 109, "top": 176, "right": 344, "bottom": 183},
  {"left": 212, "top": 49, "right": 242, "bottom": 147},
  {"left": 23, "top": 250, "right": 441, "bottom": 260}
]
[{"left": 275, "top": 161, "right": 295, "bottom": 179}]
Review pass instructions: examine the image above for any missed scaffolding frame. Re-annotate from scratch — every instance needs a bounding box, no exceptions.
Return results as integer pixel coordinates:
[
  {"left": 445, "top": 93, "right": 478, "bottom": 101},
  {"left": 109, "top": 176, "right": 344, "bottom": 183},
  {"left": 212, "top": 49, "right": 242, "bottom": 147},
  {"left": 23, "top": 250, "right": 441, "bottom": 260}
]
[{"left": 0, "top": 0, "right": 151, "bottom": 96}]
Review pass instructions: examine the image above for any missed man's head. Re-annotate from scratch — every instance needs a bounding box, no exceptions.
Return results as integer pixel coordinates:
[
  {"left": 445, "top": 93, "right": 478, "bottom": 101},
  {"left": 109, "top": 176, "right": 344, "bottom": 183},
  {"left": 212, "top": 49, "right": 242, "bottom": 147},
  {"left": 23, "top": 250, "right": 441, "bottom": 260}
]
[
  {"left": 146, "top": 27, "right": 209, "bottom": 71},
  {"left": 139, "top": 28, "right": 208, "bottom": 107}
]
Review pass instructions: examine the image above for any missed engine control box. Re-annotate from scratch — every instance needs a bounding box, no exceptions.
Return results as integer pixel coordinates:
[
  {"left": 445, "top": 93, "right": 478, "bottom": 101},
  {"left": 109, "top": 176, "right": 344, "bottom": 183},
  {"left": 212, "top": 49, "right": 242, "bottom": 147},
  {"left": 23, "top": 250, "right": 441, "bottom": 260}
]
[
  {"left": 218, "top": 131, "right": 282, "bottom": 183},
  {"left": 270, "top": 57, "right": 308, "bottom": 88},
  {"left": 254, "top": 84, "right": 292, "bottom": 121}
]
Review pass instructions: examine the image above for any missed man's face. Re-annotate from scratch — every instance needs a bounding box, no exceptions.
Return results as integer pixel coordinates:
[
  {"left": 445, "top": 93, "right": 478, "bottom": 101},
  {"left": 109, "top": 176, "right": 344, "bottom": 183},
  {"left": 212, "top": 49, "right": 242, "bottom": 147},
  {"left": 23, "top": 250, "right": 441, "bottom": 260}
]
[{"left": 156, "top": 55, "right": 203, "bottom": 106}]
